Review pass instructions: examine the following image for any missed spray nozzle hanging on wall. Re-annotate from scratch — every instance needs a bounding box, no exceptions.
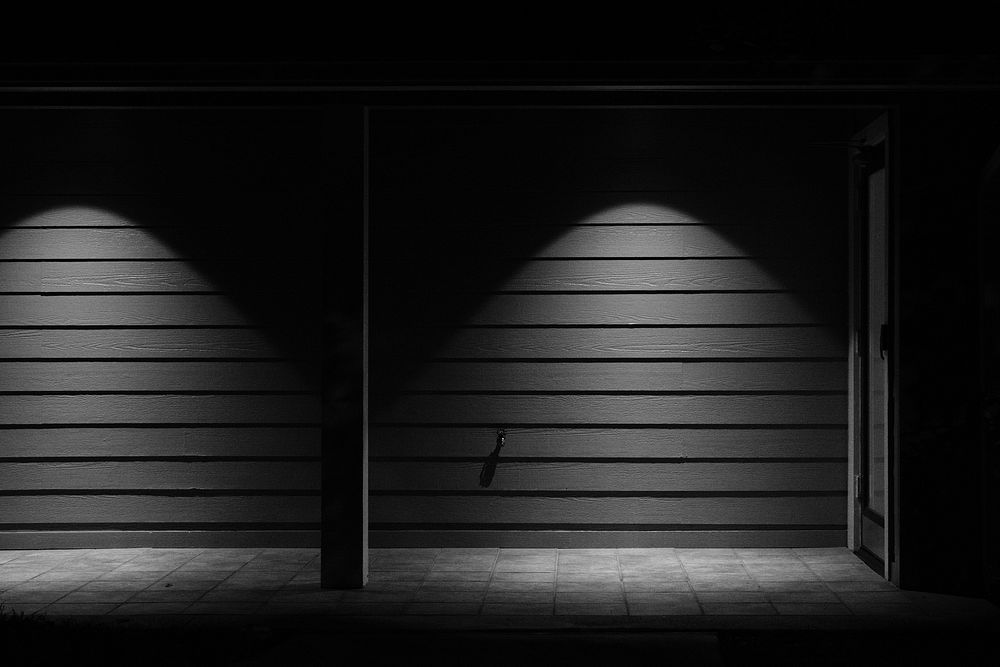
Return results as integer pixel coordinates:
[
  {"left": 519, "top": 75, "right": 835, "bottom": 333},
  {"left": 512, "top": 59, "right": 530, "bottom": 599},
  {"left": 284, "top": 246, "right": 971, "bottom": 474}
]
[{"left": 478, "top": 427, "right": 506, "bottom": 488}]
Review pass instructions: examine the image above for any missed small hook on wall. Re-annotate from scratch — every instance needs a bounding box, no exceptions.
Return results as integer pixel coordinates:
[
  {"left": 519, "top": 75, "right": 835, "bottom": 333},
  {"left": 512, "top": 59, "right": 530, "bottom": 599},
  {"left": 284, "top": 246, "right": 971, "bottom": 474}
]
[{"left": 479, "top": 426, "right": 506, "bottom": 488}]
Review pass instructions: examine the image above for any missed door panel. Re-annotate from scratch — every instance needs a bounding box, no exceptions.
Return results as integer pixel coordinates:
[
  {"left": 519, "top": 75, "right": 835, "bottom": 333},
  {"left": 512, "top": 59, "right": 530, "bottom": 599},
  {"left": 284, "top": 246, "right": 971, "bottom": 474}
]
[
  {"left": 867, "top": 161, "right": 888, "bottom": 523},
  {"left": 853, "top": 115, "right": 891, "bottom": 572}
]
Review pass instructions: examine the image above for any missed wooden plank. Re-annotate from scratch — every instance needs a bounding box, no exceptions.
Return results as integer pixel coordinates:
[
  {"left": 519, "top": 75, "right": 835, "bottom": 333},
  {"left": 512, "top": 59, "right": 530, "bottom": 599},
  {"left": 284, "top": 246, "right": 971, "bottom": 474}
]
[
  {"left": 371, "top": 461, "right": 846, "bottom": 492},
  {"left": 0, "top": 295, "right": 252, "bottom": 326},
  {"left": 0, "top": 427, "right": 320, "bottom": 458},
  {"left": 423, "top": 259, "right": 839, "bottom": 292},
  {"left": 0, "top": 229, "right": 181, "bottom": 259},
  {"left": 0, "top": 461, "right": 320, "bottom": 490},
  {"left": 370, "top": 530, "right": 846, "bottom": 549},
  {"left": 369, "top": 427, "right": 846, "bottom": 459},
  {"left": 373, "top": 394, "right": 847, "bottom": 426},
  {"left": 0, "top": 206, "right": 140, "bottom": 228},
  {"left": 370, "top": 496, "right": 846, "bottom": 525},
  {"left": 0, "top": 329, "right": 295, "bottom": 358},
  {"left": 0, "top": 530, "right": 319, "bottom": 548},
  {"left": 679, "top": 362, "right": 846, "bottom": 391},
  {"left": 379, "top": 293, "right": 838, "bottom": 326},
  {"left": 0, "top": 361, "right": 319, "bottom": 392},
  {"left": 0, "top": 530, "right": 320, "bottom": 549},
  {"left": 373, "top": 327, "right": 845, "bottom": 360},
  {"left": 0, "top": 495, "right": 320, "bottom": 524},
  {"left": 0, "top": 194, "right": 321, "bottom": 228},
  {"left": 0, "top": 261, "right": 321, "bottom": 293},
  {"left": 376, "top": 225, "right": 839, "bottom": 259},
  {"left": 377, "top": 361, "right": 846, "bottom": 392},
  {"left": 0, "top": 261, "right": 222, "bottom": 292},
  {"left": 0, "top": 395, "right": 321, "bottom": 425},
  {"left": 0, "top": 228, "right": 323, "bottom": 260}
]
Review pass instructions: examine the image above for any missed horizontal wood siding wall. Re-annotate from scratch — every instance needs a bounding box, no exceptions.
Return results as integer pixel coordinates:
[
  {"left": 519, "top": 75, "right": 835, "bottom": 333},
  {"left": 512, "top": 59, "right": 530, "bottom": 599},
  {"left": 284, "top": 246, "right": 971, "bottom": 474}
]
[
  {"left": 0, "top": 110, "right": 324, "bottom": 548},
  {"left": 369, "top": 109, "right": 849, "bottom": 547}
]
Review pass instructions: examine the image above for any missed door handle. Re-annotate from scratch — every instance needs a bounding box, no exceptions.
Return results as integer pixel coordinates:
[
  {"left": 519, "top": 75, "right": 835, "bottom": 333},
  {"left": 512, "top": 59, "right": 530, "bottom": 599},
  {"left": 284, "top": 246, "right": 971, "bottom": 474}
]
[{"left": 879, "top": 323, "right": 890, "bottom": 360}]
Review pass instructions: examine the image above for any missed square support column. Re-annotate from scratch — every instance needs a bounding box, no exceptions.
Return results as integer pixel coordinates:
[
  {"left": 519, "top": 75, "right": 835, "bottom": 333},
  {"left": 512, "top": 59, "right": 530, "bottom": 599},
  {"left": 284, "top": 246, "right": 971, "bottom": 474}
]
[{"left": 321, "top": 106, "right": 367, "bottom": 588}]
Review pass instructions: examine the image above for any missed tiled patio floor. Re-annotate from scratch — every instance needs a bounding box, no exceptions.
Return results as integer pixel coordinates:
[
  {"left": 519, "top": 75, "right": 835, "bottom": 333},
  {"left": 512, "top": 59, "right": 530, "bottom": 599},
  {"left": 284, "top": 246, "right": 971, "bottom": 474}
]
[{"left": 1, "top": 547, "right": 997, "bottom": 628}]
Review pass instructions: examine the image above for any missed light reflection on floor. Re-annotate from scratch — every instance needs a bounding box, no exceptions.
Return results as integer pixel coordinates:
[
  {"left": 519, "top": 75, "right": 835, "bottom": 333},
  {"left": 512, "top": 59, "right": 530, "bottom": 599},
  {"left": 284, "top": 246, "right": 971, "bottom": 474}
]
[{"left": 3, "top": 547, "right": 983, "bottom": 623}]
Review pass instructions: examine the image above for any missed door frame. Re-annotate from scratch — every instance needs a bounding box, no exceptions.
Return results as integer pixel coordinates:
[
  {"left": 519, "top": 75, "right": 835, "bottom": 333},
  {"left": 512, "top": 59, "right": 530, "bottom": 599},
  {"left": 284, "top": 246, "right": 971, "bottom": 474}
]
[
  {"left": 978, "top": 142, "right": 1000, "bottom": 601},
  {"left": 848, "top": 111, "right": 900, "bottom": 584}
]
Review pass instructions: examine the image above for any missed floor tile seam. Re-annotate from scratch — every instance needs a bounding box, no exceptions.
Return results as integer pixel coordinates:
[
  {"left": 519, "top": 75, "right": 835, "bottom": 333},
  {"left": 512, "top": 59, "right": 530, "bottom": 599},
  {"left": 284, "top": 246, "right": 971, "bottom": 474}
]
[
  {"left": 182, "top": 586, "right": 214, "bottom": 606},
  {"left": 408, "top": 559, "right": 436, "bottom": 595},
  {"left": 114, "top": 555, "right": 202, "bottom": 572},
  {"left": 799, "top": 558, "right": 829, "bottom": 576},
  {"left": 35, "top": 580, "right": 91, "bottom": 598},
  {"left": 49, "top": 588, "right": 126, "bottom": 606},
  {"left": 736, "top": 559, "right": 756, "bottom": 589},
  {"left": 39, "top": 600, "right": 121, "bottom": 616},
  {"left": 223, "top": 558, "right": 268, "bottom": 579},
  {"left": 56, "top": 548, "right": 151, "bottom": 575},
  {"left": 829, "top": 588, "right": 908, "bottom": 607},
  {"left": 478, "top": 547, "right": 502, "bottom": 616},
  {"left": 206, "top": 563, "right": 255, "bottom": 594},
  {"left": 613, "top": 547, "right": 630, "bottom": 616},
  {"left": 13, "top": 563, "right": 63, "bottom": 581},
  {"left": 674, "top": 551, "right": 704, "bottom": 614},
  {"left": 137, "top": 565, "right": 188, "bottom": 592},
  {"left": 47, "top": 585, "right": 171, "bottom": 612},
  {"left": 107, "top": 547, "right": 153, "bottom": 570},
  {"left": 114, "top": 599, "right": 196, "bottom": 615},
  {"left": 150, "top": 576, "right": 227, "bottom": 605}
]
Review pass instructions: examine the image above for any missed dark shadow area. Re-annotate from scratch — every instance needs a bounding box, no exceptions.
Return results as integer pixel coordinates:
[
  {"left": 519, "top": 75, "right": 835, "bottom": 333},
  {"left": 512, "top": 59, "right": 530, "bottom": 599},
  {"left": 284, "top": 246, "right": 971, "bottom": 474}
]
[
  {"left": 3, "top": 613, "right": 1000, "bottom": 667},
  {"left": 981, "top": 141, "right": 1000, "bottom": 605},
  {"left": 897, "top": 98, "right": 1000, "bottom": 597},
  {"left": 718, "top": 628, "right": 1000, "bottom": 667}
]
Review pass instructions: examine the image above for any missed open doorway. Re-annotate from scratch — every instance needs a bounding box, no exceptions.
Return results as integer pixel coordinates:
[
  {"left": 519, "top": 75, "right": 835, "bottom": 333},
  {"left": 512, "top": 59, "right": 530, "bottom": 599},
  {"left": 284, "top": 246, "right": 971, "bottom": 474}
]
[{"left": 849, "top": 112, "right": 897, "bottom": 583}]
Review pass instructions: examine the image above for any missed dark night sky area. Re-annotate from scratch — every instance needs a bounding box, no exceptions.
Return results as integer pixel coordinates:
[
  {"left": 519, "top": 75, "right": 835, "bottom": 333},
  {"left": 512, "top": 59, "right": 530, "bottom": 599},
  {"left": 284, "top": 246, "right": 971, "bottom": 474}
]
[{"left": 1, "top": 7, "right": 998, "bottom": 70}]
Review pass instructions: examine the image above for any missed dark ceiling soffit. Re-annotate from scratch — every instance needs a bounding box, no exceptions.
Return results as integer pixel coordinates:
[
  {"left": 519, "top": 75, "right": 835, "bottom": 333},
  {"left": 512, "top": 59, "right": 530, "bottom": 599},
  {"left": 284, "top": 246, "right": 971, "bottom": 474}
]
[
  {"left": 0, "top": 58, "right": 999, "bottom": 91},
  {"left": 2, "top": 84, "right": 1000, "bottom": 93}
]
